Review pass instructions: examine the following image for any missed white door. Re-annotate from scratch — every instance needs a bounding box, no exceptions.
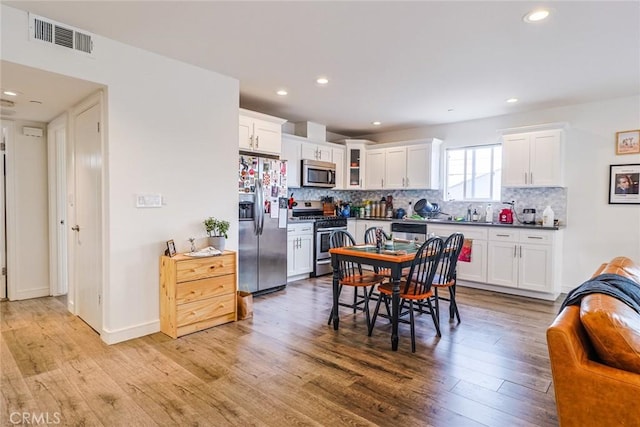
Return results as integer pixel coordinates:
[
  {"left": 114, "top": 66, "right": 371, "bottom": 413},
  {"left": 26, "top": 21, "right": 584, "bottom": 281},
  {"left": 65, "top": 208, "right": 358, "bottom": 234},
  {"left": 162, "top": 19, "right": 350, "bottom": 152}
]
[
  {"left": 487, "top": 241, "right": 518, "bottom": 287},
  {"left": 518, "top": 244, "right": 552, "bottom": 292},
  {"left": 529, "top": 130, "right": 561, "bottom": 186},
  {"left": 48, "top": 116, "right": 68, "bottom": 296},
  {"left": 365, "top": 149, "right": 385, "bottom": 189},
  {"left": 332, "top": 147, "right": 345, "bottom": 189},
  {"left": 73, "top": 102, "right": 102, "bottom": 332}
]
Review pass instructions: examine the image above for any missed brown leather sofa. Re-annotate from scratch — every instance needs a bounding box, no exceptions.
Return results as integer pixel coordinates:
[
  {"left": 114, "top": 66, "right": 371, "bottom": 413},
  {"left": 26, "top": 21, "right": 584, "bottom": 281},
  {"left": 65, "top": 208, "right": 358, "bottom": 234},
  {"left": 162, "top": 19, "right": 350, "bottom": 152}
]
[{"left": 547, "top": 256, "right": 640, "bottom": 427}]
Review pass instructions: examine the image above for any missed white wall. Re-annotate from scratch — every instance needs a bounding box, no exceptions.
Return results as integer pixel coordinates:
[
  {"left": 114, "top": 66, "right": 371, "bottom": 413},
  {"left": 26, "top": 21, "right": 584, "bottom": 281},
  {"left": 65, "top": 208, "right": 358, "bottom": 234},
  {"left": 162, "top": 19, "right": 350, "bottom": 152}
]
[
  {"left": 5, "top": 120, "right": 50, "bottom": 300},
  {"left": 2, "top": 5, "right": 240, "bottom": 343},
  {"left": 363, "top": 96, "right": 640, "bottom": 290}
]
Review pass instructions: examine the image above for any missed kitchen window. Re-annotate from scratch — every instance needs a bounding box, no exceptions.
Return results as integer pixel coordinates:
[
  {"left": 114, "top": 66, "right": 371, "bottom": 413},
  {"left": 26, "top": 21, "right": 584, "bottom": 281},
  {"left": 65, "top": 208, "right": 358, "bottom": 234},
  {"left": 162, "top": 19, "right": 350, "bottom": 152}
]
[{"left": 445, "top": 144, "right": 502, "bottom": 201}]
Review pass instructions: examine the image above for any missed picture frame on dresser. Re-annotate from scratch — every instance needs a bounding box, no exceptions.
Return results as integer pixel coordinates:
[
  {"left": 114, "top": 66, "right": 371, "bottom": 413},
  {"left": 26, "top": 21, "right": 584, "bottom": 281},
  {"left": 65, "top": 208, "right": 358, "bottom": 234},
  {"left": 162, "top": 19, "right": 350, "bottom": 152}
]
[
  {"left": 615, "top": 129, "right": 640, "bottom": 155},
  {"left": 609, "top": 164, "right": 640, "bottom": 204},
  {"left": 166, "top": 239, "right": 177, "bottom": 257}
]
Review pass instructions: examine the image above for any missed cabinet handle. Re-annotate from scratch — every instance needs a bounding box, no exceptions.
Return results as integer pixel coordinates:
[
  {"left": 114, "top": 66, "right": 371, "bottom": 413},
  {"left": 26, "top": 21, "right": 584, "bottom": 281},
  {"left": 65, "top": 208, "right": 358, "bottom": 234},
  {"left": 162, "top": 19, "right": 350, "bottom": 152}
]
[
  {"left": 524, "top": 172, "right": 527, "bottom": 184},
  {"left": 381, "top": 179, "right": 384, "bottom": 188},
  {"left": 249, "top": 135, "right": 254, "bottom": 149},
  {"left": 255, "top": 135, "right": 259, "bottom": 148},
  {"left": 519, "top": 245, "right": 522, "bottom": 258},
  {"left": 496, "top": 234, "right": 510, "bottom": 237},
  {"left": 513, "top": 245, "right": 517, "bottom": 257},
  {"left": 530, "top": 172, "right": 533, "bottom": 184},
  {"left": 527, "top": 236, "right": 543, "bottom": 240},
  {"left": 406, "top": 177, "right": 409, "bottom": 187}
]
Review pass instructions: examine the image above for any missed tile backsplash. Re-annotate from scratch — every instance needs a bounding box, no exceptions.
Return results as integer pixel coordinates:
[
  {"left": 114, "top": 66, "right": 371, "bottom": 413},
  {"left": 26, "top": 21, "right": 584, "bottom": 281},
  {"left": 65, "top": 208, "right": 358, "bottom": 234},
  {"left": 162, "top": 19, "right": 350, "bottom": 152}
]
[{"left": 290, "top": 187, "right": 567, "bottom": 225}]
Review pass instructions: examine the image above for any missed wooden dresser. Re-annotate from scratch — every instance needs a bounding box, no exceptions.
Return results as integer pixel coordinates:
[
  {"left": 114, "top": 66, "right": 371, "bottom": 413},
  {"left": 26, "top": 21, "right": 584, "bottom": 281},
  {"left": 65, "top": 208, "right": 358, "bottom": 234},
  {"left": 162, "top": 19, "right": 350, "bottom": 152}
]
[{"left": 160, "top": 251, "right": 237, "bottom": 338}]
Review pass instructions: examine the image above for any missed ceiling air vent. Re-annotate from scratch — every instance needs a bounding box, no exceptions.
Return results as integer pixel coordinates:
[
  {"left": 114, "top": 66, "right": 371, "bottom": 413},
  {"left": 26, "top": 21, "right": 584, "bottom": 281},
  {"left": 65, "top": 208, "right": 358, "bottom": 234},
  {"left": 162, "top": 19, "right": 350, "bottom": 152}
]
[{"left": 29, "top": 13, "right": 94, "bottom": 56}]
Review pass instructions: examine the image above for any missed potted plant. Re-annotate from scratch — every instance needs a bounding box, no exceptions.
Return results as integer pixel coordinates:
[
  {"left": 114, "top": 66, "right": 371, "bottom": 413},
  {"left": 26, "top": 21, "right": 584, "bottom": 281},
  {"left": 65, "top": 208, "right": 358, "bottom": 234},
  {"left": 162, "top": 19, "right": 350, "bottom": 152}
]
[{"left": 204, "top": 217, "right": 230, "bottom": 251}]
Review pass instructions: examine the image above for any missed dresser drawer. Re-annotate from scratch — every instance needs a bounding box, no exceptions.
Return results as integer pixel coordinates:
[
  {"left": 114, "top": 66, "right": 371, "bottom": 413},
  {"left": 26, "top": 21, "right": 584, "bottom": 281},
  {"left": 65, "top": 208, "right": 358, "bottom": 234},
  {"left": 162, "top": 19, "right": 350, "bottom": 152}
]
[
  {"left": 176, "top": 253, "right": 235, "bottom": 282},
  {"left": 176, "top": 293, "right": 235, "bottom": 327},
  {"left": 176, "top": 275, "right": 235, "bottom": 304}
]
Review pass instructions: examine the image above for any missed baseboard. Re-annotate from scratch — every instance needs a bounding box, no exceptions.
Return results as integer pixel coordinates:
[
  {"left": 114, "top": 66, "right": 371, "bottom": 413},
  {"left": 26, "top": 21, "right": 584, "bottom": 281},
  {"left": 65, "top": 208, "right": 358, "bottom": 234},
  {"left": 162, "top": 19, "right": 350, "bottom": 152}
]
[
  {"left": 14, "top": 287, "right": 49, "bottom": 300},
  {"left": 458, "top": 280, "right": 560, "bottom": 301},
  {"left": 100, "top": 320, "right": 160, "bottom": 345}
]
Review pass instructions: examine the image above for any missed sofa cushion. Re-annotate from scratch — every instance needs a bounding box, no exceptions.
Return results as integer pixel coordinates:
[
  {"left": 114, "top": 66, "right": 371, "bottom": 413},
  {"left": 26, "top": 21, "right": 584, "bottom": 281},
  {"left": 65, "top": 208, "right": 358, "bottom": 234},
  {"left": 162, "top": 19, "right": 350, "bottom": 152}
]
[{"left": 580, "top": 293, "right": 640, "bottom": 374}]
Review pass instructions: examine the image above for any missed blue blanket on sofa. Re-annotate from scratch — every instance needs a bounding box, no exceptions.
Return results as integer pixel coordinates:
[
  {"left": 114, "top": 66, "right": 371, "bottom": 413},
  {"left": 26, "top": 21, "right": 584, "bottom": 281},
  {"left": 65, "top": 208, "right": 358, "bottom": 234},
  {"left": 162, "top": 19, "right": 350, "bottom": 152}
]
[{"left": 559, "top": 273, "right": 640, "bottom": 314}]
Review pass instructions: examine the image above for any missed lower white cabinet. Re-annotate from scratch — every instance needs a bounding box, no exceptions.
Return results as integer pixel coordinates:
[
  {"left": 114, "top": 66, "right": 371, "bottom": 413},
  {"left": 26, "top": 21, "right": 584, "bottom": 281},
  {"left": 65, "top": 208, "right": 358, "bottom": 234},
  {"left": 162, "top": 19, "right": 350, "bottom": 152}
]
[
  {"left": 355, "top": 219, "right": 391, "bottom": 244},
  {"left": 487, "top": 229, "right": 556, "bottom": 293},
  {"left": 287, "top": 223, "right": 314, "bottom": 277},
  {"left": 428, "top": 224, "right": 488, "bottom": 283}
]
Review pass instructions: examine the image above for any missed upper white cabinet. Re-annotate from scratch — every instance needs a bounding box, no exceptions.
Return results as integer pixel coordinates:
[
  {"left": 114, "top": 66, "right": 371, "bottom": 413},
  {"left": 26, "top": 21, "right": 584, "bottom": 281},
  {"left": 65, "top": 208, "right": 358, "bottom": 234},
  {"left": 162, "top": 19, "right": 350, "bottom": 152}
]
[
  {"left": 501, "top": 127, "right": 564, "bottom": 187},
  {"left": 281, "top": 134, "right": 302, "bottom": 188},
  {"left": 364, "top": 139, "right": 442, "bottom": 190},
  {"left": 344, "top": 140, "right": 370, "bottom": 190},
  {"left": 239, "top": 108, "right": 287, "bottom": 156},
  {"left": 301, "top": 143, "right": 332, "bottom": 162},
  {"left": 332, "top": 146, "right": 346, "bottom": 190},
  {"left": 365, "top": 148, "right": 386, "bottom": 189}
]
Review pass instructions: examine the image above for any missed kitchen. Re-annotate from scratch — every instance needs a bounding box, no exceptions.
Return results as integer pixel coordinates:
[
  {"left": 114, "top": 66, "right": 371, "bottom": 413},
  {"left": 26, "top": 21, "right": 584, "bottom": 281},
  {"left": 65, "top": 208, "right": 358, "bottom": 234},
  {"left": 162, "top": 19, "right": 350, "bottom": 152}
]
[{"left": 239, "top": 114, "right": 566, "bottom": 301}]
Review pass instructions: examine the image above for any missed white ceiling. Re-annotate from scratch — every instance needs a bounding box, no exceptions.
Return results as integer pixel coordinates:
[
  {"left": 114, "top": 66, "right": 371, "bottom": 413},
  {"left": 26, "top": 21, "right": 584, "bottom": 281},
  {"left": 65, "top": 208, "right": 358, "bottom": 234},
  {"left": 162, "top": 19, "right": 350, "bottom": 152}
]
[{"left": 2, "top": 1, "right": 639, "bottom": 136}]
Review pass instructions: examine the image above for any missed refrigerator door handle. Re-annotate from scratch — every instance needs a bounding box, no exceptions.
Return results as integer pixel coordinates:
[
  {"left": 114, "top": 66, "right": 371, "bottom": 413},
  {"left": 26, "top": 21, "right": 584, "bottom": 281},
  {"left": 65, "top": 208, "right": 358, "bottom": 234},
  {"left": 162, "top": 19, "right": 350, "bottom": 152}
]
[
  {"left": 253, "top": 183, "right": 260, "bottom": 236},
  {"left": 257, "top": 179, "right": 265, "bottom": 235}
]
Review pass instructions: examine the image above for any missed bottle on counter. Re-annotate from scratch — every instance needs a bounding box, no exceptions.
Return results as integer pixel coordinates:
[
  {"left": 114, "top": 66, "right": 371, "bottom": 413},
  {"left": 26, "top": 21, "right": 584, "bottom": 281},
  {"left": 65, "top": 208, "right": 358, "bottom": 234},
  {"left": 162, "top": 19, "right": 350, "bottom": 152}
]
[
  {"left": 365, "top": 202, "right": 371, "bottom": 218},
  {"left": 472, "top": 209, "right": 479, "bottom": 222},
  {"left": 485, "top": 204, "right": 493, "bottom": 223},
  {"left": 542, "top": 205, "right": 555, "bottom": 227}
]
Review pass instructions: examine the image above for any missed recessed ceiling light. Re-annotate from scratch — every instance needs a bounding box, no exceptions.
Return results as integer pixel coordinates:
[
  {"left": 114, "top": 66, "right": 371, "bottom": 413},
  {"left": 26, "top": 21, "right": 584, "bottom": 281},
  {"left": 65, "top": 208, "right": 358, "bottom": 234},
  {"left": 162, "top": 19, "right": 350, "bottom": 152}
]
[
  {"left": 316, "top": 77, "right": 329, "bottom": 85},
  {"left": 276, "top": 89, "right": 288, "bottom": 96},
  {"left": 3, "top": 90, "right": 18, "bottom": 96},
  {"left": 523, "top": 9, "right": 550, "bottom": 23},
  {"left": 506, "top": 98, "right": 519, "bottom": 103},
  {"left": 372, "top": 121, "right": 381, "bottom": 126}
]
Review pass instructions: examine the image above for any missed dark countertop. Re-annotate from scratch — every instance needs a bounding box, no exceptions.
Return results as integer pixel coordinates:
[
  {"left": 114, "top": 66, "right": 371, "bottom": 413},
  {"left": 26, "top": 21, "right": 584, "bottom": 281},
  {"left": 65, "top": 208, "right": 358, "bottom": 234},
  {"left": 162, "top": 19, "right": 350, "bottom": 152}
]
[{"left": 346, "top": 216, "right": 562, "bottom": 231}]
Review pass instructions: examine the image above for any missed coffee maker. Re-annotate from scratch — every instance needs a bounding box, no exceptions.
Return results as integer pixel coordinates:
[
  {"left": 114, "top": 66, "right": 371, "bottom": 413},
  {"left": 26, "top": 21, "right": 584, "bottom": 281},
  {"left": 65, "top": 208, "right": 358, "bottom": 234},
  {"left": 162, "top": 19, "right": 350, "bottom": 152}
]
[{"left": 522, "top": 208, "right": 536, "bottom": 224}]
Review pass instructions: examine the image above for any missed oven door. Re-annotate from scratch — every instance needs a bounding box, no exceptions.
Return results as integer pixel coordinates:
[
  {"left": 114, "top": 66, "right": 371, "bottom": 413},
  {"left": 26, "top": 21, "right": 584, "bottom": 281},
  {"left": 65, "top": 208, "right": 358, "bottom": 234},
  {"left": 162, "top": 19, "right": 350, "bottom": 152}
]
[{"left": 315, "top": 226, "right": 347, "bottom": 275}]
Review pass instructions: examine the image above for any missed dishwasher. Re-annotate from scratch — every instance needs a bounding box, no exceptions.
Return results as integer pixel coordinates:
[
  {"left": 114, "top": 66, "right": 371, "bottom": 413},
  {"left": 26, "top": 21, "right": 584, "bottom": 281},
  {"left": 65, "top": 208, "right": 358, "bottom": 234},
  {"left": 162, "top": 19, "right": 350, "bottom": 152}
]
[{"left": 391, "top": 222, "right": 428, "bottom": 242}]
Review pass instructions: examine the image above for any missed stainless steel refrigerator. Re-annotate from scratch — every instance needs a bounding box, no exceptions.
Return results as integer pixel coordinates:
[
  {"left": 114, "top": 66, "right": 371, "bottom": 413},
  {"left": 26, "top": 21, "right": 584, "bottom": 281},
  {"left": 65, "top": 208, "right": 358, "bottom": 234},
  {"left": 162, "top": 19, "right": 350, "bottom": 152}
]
[{"left": 238, "top": 154, "right": 288, "bottom": 295}]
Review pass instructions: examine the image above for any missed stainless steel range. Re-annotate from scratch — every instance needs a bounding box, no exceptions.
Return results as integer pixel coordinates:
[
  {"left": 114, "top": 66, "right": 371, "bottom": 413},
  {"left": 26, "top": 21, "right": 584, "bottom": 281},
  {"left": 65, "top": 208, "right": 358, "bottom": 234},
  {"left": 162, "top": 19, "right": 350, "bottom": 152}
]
[{"left": 291, "top": 200, "right": 347, "bottom": 277}]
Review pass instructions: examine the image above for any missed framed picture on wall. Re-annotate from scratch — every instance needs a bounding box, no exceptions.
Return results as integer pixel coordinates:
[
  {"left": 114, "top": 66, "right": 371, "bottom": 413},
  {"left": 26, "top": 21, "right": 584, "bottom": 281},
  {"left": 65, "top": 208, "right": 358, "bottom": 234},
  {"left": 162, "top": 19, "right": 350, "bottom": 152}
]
[
  {"left": 615, "top": 129, "right": 640, "bottom": 155},
  {"left": 609, "top": 164, "right": 640, "bottom": 204}
]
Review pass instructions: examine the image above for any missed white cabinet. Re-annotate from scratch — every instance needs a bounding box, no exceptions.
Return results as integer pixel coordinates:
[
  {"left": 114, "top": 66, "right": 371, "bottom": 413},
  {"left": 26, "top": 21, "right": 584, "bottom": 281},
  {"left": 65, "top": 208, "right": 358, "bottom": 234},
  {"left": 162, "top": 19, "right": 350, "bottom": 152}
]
[
  {"left": 332, "top": 146, "right": 345, "bottom": 190},
  {"left": 502, "top": 129, "right": 563, "bottom": 187},
  {"left": 287, "top": 222, "right": 314, "bottom": 278},
  {"left": 365, "top": 148, "right": 386, "bottom": 189},
  {"left": 487, "top": 229, "right": 558, "bottom": 293},
  {"left": 364, "top": 139, "right": 442, "bottom": 190},
  {"left": 354, "top": 219, "right": 391, "bottom": 244},
  {"left": 281, "top": 134, "right": 302, "bottom": 188},
  {"left": 344, "top": 140, "right": 370, "bottom": 189},
  {"left": 428, "top": 224, "right": 488, "bottom": 283},
  {"left": 239, "top": 109, "right": 286, "bottom": 156},
  {"left": 301, "top": 143, "right": 332, "bottom": 162},
  {"left": 347, "top": 219, "right": 357, "bottom": 240}
]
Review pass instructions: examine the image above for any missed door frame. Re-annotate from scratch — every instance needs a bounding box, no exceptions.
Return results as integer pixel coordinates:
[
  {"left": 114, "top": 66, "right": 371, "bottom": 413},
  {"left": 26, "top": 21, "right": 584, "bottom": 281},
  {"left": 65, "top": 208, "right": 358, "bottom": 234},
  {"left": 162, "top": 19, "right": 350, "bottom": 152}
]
[
  {"left": 0, "top": 122, "right": 11, "bottom": 300},
  {"left": 47, "top": 114, "right": 68, "bottom": 297}
]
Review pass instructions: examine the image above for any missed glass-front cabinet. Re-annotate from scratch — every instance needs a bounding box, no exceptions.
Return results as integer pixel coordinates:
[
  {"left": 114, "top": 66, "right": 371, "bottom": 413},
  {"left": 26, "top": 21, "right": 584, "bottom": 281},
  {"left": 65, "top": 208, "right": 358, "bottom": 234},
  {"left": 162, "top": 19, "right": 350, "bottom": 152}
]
[{"left": 344, "top": 140, "right": 370, "bottom": 189}]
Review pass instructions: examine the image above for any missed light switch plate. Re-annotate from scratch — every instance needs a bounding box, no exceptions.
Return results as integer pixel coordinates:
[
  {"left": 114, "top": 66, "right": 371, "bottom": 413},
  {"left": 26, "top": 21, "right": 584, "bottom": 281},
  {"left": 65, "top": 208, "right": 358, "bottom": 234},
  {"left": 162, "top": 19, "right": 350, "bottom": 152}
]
[{"left": 136, "top": 193, "right": 162, "bottom": 208}]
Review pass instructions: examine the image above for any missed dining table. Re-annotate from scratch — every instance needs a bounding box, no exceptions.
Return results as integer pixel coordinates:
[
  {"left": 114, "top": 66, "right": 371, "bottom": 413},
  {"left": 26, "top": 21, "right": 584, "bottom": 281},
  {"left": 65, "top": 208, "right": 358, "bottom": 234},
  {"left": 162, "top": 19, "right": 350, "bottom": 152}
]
[{"left": 329, "top": 240, "right": 423, "bottom": 351}]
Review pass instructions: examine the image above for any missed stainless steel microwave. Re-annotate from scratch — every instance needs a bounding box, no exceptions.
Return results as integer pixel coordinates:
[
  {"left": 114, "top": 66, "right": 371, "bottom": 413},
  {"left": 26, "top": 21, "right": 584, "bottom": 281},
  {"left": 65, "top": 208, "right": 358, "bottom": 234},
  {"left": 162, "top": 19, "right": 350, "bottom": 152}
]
[{"left": 302, "top": 159, "right": 336, "bottom": 188}]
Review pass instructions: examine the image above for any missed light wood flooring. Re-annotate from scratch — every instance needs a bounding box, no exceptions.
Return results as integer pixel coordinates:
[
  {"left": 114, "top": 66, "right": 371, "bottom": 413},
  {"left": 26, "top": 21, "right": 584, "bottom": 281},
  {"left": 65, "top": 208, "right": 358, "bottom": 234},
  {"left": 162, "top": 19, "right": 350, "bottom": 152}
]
[{"left": 1, "top": 277, "right": 563, "bottom": 426}]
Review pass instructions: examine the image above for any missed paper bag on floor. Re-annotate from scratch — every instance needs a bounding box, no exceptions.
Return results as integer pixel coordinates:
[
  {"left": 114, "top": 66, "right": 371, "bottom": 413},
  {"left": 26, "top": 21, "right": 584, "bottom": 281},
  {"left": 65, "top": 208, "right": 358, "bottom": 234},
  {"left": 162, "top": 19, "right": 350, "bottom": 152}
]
[{"left": 237, "top": 291, "right": 253, "bottom": 320}]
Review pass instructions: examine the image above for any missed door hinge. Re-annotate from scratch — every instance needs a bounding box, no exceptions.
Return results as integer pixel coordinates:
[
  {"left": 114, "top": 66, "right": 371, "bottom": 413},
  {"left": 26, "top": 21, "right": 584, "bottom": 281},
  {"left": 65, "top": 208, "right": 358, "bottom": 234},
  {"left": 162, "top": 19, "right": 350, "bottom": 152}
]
[
  {"left": 97, "top": 122, "right": 100, "bottom": 133},
  {"left": 2, "top": 267, "right": 6, "bottom": 276}
]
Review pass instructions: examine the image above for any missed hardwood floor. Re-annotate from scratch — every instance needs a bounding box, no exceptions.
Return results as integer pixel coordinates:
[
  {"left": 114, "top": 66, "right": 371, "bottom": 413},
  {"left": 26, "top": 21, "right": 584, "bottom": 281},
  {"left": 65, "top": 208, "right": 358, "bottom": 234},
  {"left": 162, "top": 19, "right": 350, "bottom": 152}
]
[{"left": 1, "top": 277, "right": 563, "bottom": 426}]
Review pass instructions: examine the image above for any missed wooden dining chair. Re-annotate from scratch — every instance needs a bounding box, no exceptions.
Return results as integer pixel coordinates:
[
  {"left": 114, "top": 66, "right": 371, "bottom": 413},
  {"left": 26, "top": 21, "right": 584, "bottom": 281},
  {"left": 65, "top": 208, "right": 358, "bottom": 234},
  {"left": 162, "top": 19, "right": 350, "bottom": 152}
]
[
  {"left": 368, "top": 236, "right": 444, "bottom": 352},
  {"left": 432, "top": 232, "right": 465, "bottom": 323},
  {"left": 327, "top": 230, "right": 387, "bottom": 330}
]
